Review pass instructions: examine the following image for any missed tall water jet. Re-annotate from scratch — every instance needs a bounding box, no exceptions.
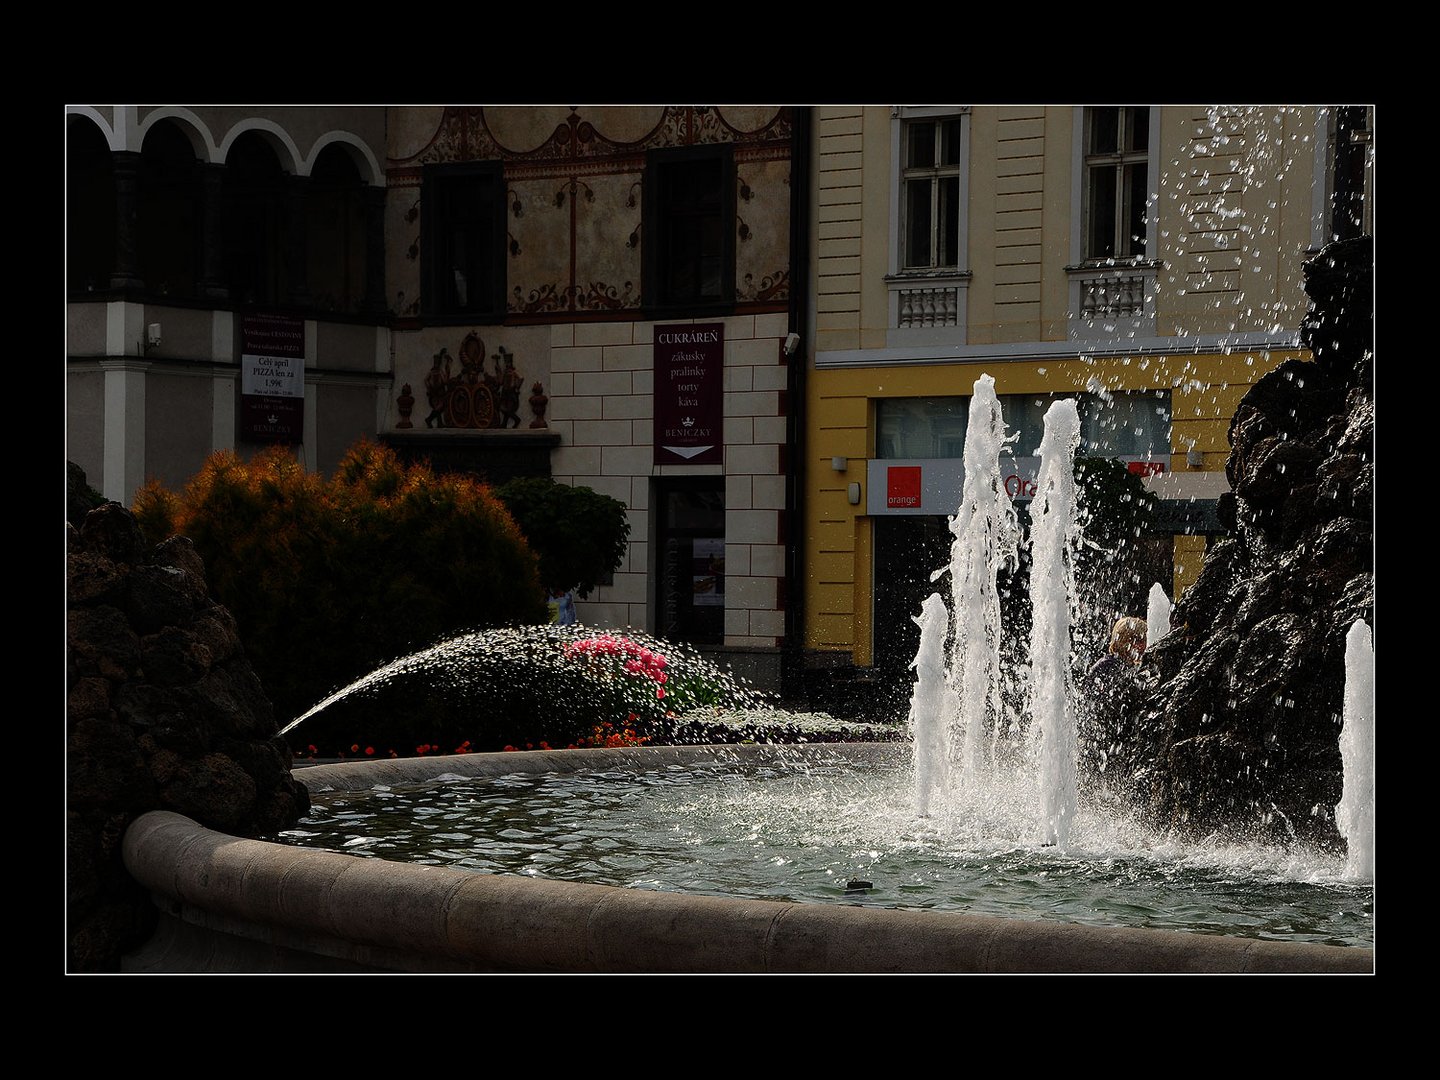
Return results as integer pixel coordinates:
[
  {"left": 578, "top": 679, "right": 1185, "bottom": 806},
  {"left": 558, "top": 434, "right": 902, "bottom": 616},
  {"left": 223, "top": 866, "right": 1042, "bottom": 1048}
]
[
  {"left": 909, "top": 592, "right": 955, "bottom": 816},
  {"left": 945, "top": 374, "right": 1019, "bottom": 781},
  {"left": 1336, "top": 619, "right": 1374, "bottom": 881},
  {"left": 1029, "top": 399, "right": 1082, "bottom": 846},
  {"left": 1146, "top": 583, "right": 1172, "bottom": 645}
]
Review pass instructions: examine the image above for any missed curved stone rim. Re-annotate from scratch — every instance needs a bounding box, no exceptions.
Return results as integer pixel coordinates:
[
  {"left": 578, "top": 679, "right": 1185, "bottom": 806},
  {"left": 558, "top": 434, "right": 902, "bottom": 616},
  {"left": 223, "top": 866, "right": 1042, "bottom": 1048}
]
[{"left": 122, "top": 743, "right": 1374, "bottom": 974}]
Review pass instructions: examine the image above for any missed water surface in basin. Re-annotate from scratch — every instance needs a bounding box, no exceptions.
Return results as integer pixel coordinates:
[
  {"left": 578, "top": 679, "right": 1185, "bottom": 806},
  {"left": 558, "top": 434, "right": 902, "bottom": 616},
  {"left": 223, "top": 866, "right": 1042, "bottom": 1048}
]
[{"left": 277, "top": 754, "right": 1373, "bottom": 949}]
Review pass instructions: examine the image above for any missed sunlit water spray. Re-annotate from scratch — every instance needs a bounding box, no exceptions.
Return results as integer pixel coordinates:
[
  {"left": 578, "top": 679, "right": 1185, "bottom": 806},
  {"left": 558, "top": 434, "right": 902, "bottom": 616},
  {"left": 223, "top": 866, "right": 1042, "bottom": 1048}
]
[
  {"left": 909, "top": 592, "right": 954, "bottom": 817},
  {"left": 943, "top": 375, "right": 1020, "bottom": 783},
  {"left": 1147, "top": 582, "right": 1172, "bottom": 645},
  {"left": 1336, "top": 619, "right": 1374, "bottom": 881},
  {"left": 1028, "top": 400, "right": 1083, "bottom": 846}
]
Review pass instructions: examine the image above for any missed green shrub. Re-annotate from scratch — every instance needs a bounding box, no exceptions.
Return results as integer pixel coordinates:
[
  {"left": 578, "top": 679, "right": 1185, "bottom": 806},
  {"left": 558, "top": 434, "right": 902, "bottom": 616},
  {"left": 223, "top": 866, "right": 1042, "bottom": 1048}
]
[
  {"left": 134, "top": 441, "right": 545, "bottom": 724},
  {"left": 495, "top": 477, "right": 630, "bottom": 596}
]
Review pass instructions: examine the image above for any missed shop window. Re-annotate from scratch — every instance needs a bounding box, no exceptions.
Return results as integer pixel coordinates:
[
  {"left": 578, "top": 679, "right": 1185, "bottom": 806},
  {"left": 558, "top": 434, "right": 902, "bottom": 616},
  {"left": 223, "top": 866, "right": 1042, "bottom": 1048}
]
[
  {"left": 422, "top": 162, "right": 506, "bottom": 320},
  {"left": 1083, "top": 106, "right": 1150, "bottom": 262},
  {"left": 654, "top": 478, "right": 725, "bottom": 646},
  {"left": 875, "top": 391, "right": 1170, "bottom": 461},
  {"left": 644, "top": 146, "right": 735, "bottom": 311}
]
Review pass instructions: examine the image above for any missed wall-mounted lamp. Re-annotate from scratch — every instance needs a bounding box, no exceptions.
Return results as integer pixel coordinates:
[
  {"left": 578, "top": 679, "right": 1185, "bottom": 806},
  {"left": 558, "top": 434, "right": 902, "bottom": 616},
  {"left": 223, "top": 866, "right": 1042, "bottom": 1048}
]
[
  {"left": 140, "top": 323, "right": 161, "bottom": 355},
  {"left": 1186, "top": 449, "right": 1205, "bottom": 468},
  {"left": 847, "top": 482, "right": 862, "bottom": 506},
  {"left": 831, "top": 456, "right": 847, "bottom": 473}
]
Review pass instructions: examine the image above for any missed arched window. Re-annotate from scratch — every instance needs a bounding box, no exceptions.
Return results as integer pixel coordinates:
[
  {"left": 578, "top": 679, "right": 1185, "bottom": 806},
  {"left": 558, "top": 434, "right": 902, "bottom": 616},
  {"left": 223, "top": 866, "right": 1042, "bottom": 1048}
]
[
  {"left": 307, "top": 145, "right": 367, "bottom": 313},
  {"left": 224, "top": 132, "right": 287, "bottom": 306},
  {"left": 139, "top": 120, "right": 202, "bottom": 298},
  {"left": 67, "top": 118, "right": 115, "bottom": 293}
]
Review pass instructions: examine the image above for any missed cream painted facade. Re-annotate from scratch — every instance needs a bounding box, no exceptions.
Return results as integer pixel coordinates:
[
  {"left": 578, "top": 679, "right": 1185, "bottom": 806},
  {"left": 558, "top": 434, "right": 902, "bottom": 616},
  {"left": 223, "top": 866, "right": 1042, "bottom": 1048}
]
[{"left": 803, "top": 105, "right": 1357, "bottom": 670}]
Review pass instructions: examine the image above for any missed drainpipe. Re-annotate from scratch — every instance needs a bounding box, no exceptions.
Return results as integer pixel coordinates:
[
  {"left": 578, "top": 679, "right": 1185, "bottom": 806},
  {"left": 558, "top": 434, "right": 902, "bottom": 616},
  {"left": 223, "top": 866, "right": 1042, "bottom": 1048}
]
[{"left": 782, "top": 107, "right": 812, "bottom": 703}]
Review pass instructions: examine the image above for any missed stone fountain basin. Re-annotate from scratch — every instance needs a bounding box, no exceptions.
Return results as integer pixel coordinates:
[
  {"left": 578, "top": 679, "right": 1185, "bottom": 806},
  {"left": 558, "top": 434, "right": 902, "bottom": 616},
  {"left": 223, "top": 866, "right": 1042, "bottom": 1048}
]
[{"left": 121, "top": 744, "right": 1372, "bottom": 974}]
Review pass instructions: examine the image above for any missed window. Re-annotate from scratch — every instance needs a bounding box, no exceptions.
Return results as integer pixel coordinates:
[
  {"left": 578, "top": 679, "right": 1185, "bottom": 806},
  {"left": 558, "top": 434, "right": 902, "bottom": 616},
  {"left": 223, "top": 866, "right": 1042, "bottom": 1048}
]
[
  {"left": 901, "top": 117, "right": 962, "bottom": 270},
  {"left": 422, "top": 162, "right": 506, "bottom": 319},
  {"left": 644, "top": 146, "right": 735, "bottom": 311},
  {"left": 876, "top": 391, "right": 1170, "bottom": 461},
  {"left": 1083, "top": 107, "right": 1149, "bottom": 261},
  {"left": 224, "top": 131, "right": 290, "bottom": 306},
  {"left": 1328, "top": 106, "right": 1373, "bottom": 243},
  {"left": 307, "top": 146, "right": 368, "bottom": 314},
  {"left": 887, "top": 109, "right": 970, "bottom": 338}
]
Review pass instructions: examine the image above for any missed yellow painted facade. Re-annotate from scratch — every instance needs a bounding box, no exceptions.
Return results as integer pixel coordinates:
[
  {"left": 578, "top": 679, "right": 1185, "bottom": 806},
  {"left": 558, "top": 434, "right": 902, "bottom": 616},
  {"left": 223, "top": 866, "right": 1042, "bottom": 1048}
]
[{"left": 803, "top": 105, "right": 1334, "bottom": 666}]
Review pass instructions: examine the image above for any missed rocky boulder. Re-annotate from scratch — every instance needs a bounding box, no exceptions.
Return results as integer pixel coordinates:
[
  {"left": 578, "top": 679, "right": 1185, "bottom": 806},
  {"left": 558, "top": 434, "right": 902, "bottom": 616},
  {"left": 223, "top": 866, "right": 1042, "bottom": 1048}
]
[
  {"left": 1112, "top": 237, "right": 1373, "bottom": 847},
  {"left": 67, "top": 498, "right": 310, "bottom": 971}
]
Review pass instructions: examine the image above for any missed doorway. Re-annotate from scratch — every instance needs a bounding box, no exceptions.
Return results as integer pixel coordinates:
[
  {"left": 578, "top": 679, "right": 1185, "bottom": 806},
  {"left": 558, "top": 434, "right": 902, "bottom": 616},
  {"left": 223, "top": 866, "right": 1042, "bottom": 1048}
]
[{"left": 653, "top": 478, "right": 725, "bottom": 646}]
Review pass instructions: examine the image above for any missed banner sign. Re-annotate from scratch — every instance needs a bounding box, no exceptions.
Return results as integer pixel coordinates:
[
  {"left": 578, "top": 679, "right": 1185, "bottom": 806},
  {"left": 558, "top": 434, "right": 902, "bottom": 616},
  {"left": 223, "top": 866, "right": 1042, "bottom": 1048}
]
[
  {"left": 654, "top": 323, "right": 724, "bottom": 466},
  {"left": 240, "top": 313, "right": 305, "bottom": 444}
]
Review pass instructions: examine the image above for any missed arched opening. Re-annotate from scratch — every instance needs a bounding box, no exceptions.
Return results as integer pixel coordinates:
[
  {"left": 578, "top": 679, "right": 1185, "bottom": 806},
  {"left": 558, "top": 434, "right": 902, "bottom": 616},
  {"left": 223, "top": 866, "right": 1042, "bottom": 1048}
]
[
  {"left": 67, "top": 118, "right": 115, "bottom": 293},
  {"left": 224, "top": 132, "right": 288, "bottom": 306},
  {"left": 139, "top": 120, "right": 202, "bottom": 298},
  {"left": 307, "top": 144, "right": 367, "bottom": 313}
]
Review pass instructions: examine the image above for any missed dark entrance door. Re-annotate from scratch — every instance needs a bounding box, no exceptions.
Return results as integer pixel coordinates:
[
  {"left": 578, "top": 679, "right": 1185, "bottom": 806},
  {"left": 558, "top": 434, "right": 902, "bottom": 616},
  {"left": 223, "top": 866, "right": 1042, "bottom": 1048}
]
[
  {"left": 654, "top": 478, "right": 725, "bottom": 645},
  {"left": 872, "top": 515, "right": 953, "bottom": 676}
]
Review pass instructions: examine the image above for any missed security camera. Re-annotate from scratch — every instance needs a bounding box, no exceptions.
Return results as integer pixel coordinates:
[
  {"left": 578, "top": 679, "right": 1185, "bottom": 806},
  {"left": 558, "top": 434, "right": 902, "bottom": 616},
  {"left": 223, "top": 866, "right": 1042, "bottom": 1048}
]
[{"left": 783, "top": 332, "right": 800, "bottom": 356}]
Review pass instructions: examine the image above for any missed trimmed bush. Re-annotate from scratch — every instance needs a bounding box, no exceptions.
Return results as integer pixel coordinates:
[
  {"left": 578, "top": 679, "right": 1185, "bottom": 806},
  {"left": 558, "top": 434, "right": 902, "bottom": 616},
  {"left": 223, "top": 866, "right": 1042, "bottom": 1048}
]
[
  {"left": 495, "top": 477, "right": 630, "bottom": 596},
  {"left": 134, "top": 441, "right": 545, "bottom": 724}
]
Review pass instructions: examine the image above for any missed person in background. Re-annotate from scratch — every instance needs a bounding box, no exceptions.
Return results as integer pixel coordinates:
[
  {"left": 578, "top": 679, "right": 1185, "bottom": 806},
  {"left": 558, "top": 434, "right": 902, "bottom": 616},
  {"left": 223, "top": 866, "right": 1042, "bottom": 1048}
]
[
  {"left": 1078, "top": 616, "right": 1147, "bottom": 792},
  {"left": 547, "top": 586, "right": 577, "bottom": 626}
]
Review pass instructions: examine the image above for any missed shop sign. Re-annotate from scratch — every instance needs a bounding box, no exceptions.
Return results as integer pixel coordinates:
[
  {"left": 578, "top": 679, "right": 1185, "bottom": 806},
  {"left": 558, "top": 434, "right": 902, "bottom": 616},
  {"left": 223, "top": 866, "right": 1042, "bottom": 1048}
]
[
  {"left": 886, "top": 466, "right": 922, "bottom": 509},
  {"left": 240, "top": 313, "right": 304, "bottom": 444},
  {"left": 867, "top": 455, "right": 1167, "bottom": 515},
  {"left": 654, "top": 323, "right": 724, "bottom": 465}
]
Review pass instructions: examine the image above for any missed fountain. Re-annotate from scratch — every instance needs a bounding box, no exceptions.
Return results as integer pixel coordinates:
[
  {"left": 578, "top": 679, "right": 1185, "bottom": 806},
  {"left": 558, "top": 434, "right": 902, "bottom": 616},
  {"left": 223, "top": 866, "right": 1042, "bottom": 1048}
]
[
  {"left": 1147, "top": 583, "right": 1172, "bottom": 646},
  {"left": 1029, "top": 399, "right": 1083, "bottom": 847},
  {"left": 102, "top": 237, "right": 1374, "bottom": 974},
  {"left": 909, "top": 592, "right": 954, "bottom": 817},
  {"left": 1336, "top": 619, "right": 1374, "bottom": 881},
  {"left": 945, "top": 375, "right": 1019, "bottom": 784}
]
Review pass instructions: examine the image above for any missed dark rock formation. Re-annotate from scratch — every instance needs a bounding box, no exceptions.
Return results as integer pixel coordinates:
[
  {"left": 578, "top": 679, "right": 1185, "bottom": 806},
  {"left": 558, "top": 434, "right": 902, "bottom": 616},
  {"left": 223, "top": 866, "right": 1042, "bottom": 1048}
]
[
  {"left": 1112, "top": 237, "right": 1373, "bottom": 847},
  {"left": 67, "top": 502, "right": 310, "bottom": 971}
]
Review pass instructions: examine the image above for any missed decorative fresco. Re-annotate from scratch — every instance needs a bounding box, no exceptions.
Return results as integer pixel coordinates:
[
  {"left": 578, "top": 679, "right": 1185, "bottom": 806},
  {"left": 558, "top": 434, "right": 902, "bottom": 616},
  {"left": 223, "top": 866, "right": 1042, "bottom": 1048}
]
[{"left": 386, "top": 106, "right": 792, "bottom": 318}]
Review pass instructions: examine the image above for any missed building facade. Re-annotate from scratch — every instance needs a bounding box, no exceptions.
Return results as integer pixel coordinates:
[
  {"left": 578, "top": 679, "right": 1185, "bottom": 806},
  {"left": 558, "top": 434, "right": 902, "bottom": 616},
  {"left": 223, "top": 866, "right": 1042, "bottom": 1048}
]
[
  {"left": 376, "top": 107, "right": 801, "bottom": 688},
  {"left": 66, "top": 107, "right": 392, "bottom": 499},
  {"left": 66, "top": 105, "right": 1371, "bottom": 703},
  {"left": 798, "top": 105, "right": 1372, "bottom": 701},
  {"left": 67, "top": 106, "right": 802, "bottom": 692}
]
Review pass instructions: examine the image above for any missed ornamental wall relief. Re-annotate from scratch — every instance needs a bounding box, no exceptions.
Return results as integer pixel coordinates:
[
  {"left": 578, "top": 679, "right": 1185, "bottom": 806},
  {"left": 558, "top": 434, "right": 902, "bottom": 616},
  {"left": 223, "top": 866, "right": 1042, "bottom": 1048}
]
[{"left": 404, "top": 331, "right": 540, "bottom": 431}]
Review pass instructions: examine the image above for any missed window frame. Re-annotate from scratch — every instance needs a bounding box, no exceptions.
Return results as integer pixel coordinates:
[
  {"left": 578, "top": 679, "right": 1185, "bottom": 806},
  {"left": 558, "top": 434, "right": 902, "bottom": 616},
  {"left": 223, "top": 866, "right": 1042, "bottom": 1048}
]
[
  {"left": 421, "top": 161, "right": 507, "bottom": 323},
  {"left": 885, "top": 107, "right": 972, "bottom": 342},
  {"left": 1081, "top": 106, "right": 1151, "bottom": 264},
  {"left": 643, "top": 144, "right": 736, "bottom": 316},
  {"left": 899, "top": 115, "right": 964, "bottom": 272}
]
